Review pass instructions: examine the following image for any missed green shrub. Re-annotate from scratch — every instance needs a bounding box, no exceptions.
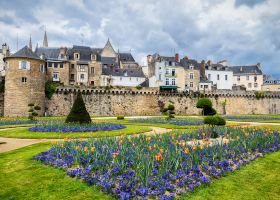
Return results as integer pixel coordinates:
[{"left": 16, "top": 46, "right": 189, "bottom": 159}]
[
  {"left": 196, "top": 98, "right": 212, "bottom": 108},
  {"left": 136, "top": 85, "right": 142, "bottom": 90},
  {"left": 34, "top": 105, "right": 41, "bottom": 110},
  {"left": 65, "top": 91, "right": 91, "bottom": 124},
  {"left": 117, "top": 116, "right": 125, "bottom": 120},
  {"left": 204, "top": 115, "right": 226, "bottom": 138},
  {"left": 0, "top": 79, "right": 5, "bottom": 93},
  {"left": 161, "top": 103, "right": 176, "bottom": 120},
  {"left": 204, "top": 107, "right": 217, "bottom": 116},
  {"left": 45, "top": 81, "right": 60, "bottom": 99},
  {"left": 28, "top": 103, "right": 41, "bottom": 120},
  {"left": 28, "top": 103, "right": 34, "bottom": 107},
  {"left": 255, "top": 91, "right": 265, "bottom": 100}
]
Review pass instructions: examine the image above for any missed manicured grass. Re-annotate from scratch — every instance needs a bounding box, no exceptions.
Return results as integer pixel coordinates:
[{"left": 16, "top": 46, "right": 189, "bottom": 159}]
[
  {"left": 0, "top": 124, "right": 34, "bottom": 129},
  {"left": 184, "top": 151, "right": 280, "bottom": 200},
  {"left": 0, "top": 143, "right": 112, "bottom": 200},
  {"left": 0, "top": 143, "right": 279, "bottom": 200},
  {"left": 0, "top": 125, "right": 151, "bottom": 139}
]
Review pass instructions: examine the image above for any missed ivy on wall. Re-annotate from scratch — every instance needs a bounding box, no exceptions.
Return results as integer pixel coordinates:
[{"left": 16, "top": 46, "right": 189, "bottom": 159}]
[{"left": 45, "top": 81, "right": 60, "bottom": 99}]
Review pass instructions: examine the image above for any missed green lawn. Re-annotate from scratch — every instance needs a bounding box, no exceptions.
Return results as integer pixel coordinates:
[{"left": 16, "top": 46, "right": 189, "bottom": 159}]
[
  {"left": 0, "top": 124, "right": 34, "bottom": 129},
  {"left": 0, "top": 125, "right": 151, "bottom": 139},
  {"left": 0, "top": 143, "right": 279, "bottom": 200},
  {"left": 184, "top": 151, "right": 280, "bottom": 200},
  {"left": 0, "top": 143, "right": 112, "bottom": 200}
]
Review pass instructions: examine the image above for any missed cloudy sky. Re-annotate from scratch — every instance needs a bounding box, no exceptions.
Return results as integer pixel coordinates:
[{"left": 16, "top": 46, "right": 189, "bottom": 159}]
[{"left": 0, "top": 0, "right": 279, "bottom": 77}]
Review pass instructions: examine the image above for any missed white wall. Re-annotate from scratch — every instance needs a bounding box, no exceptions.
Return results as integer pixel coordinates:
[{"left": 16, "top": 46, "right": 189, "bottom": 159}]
[
  {"left": 206, "top": 70, "right": 233, "bottom": 90},
  {"left": 0, "top": 53, "right": 6, "bottom": 76},
  {"left": 232, "top": 74, "right": 263, "bottom": 91},
  {"left": 111, "top": 76, "right": 146, "bottom": 87}
]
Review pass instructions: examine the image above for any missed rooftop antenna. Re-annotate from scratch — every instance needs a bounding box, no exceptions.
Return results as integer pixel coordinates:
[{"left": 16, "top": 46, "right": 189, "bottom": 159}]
[{"left": 81, "top": 33, "right": 84, "bottom": 45}]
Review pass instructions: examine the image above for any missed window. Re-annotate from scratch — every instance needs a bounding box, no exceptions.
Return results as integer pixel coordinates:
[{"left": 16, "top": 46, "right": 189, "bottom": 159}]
[
  {"left": 208, "top": 74, "right": 211, "bottom": 80},
  {"left": 204, "top": 85, "right": 208, "bottom": 89},
  {"left": 159, "top": 74, "right": 162, "bottom": 81},
  {"left": 79, "top": 65, "right": 86, "bottom": 71},
  {"left": 70, "top": 74, "right": 75, "bottom": 80},
  {"left": 217, "top": 74, "right": 220, "bottom": 80},
  {"left": 54, "top": 63, "right": 58, "bottom": 68},
  {"left": 21, "top": 77, "right": 27, "bottom": 82},
  {"left": 171, "top": 69, "right": 175, "bottom": 76},
  {"left": 190, "top": 73, "right": 194, "bottom": 80},
  {"left": 200, "top": 85, "right": 203, "bottom": 88},
  {"left": 39, "top": 64, "right": 45, "bottom": 73},
  {"left": 237, "top": 76, "right": 240, "bottom": 81},
  {"left": 166, "top": 69, "right": 169, "bottom": 75},
  {"left": 248, "top": 83, "right": 252, "bottom": 88},
  {"left": 190, "top": 65, "right": 194, "bottom": 70},
  {"left": 71, "top": 64, "right": 74, "bottom": 69},
  {"left": 246, "top": 76, "right": 249, "bottom": 80},
  {"left": 166, "top": 78, "right": 169, "bottom": 85},
  {"left": 254, "top": 76, "right": 257, "bottom": 82},
  {"left": 60, "top": 63, "right": 63, "bottom": 68},
  {"left": 91, "top": 67, "right": 95, "bottom": 75},
  {"left": 136, "top": 78, "right": 139, "bottom": 81},
  {"left": 91, "top": 81, "right": 95, "bottom": 85},
  {"left": 190, "top": 82, "right": 193, "bottom": 88},
  {"left": 172, "top": 78, "right": 175, "bottom": 85},
  {"left": 80, "top": 74, "right": 85, "bottom": 80},
  {"left": 52, "top": 72, "right": 60, "bottom": 81},
  {"left": 225, "top": 75, "right": 228, "bottom": 81},
  {"left": 19, "top": 61, "right": 30, "bottom": 70},
  {"left": 120, "top": 77, "right": 122, "bottom": 81},
  {"left": 169, "top": 61, "right": 172, "bottom": 66},
  {"left": 129, "top": 77, "right": 132, "bottom": 81},
  {"left": 48, "top": 62, "right": 52, "bottom": 67},
  {"left": 74, "top": 53, "right": 79, "bottom": 60},
  {"left": 254, "top": 83, "right": 258, "bottom": 88},
  {"left": 91, "top": 54, "right": 96, "bottom": 61}
]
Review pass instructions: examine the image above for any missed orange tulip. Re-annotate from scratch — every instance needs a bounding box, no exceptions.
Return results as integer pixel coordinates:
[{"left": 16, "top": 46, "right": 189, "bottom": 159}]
[
  {"left": 91, "top": 147, "right": 95, "bottom": 153},
  {"left": 84, "top": 147, "right": 88, "bottom": 152},
  {"left": 184, "top": 148, "right": 189, "bottom": 154}
]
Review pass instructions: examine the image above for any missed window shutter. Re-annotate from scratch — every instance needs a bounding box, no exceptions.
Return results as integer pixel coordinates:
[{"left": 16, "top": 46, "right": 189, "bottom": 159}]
[
  {"left": 19, "top": 61, "right": 22, "bottom": 69},
  {"left": 27, "top": 62, "right": 30, "bottom": 70}
]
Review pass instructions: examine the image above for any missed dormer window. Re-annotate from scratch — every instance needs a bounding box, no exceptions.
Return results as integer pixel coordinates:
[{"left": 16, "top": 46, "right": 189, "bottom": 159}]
[
  {"left": 74, "top": 53, "right": 80, "bottom": 60},
  {"left": 91, "top": 54, "right": 96, "bottom": 61},
  {"left": 190, "top": 65, "right": 194, "bottom": 70}
]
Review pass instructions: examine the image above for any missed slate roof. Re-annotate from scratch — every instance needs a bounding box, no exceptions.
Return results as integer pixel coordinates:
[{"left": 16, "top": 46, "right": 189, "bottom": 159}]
[
  {"left": 102, "top": 67, "right": 145, "bottom": 77},
  {"left": 229, "top": 65, "right": 262, "bottom": 75},
  {"left": 263, "top": 80, "right": 280, "bottom": 85},
  {"left": 9, "top": 46, "right": 41, "bottom": 60},
  {"left": 180, "top": 58, "right": 200, "bottom": 69},
  {"left": 68, "top": 45, "right": 92, "bottom": 61},
  {"left": 119, "top": 53, "right": 135, "bottom": 62},
  {"left": 35, "top": 47, "right": 60, "bottom": 59},
  {"left": 205, "top": 63, "right": 230, "bottom": 71},
  {"left": 101, "top": 57, "right": 117, "bottom": 65}
]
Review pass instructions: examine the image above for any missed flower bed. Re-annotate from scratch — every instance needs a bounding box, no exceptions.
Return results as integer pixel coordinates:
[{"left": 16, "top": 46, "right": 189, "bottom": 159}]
[
  {"left": 129, "top": 118, "right": 204, "bottom": 126},
  {"left": 28, "top": 123, "right": 126, "bottom": 133},
  {"left": 0, "top": 120, "right": 36, "bottom": 126},
  {"left": 34, "top": 127, "right": 280, "bottom": 199},
  {"left": 224, "top": 115, "right": 280, "bottom": 121}
]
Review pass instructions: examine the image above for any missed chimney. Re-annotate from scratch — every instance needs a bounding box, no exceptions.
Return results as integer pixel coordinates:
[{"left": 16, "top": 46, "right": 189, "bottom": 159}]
[
  {"left": 207, "top": 60, "right": 212, "bottom": 65},
  {"left": 2, "top": 43, "right": 10, "bottom": 57},
  {"left": 240, "top": 66, "right": 243, "bottom": 72},
  {"left": 200, "top": 60, "right": 206, "bottom": 79},
  {"left": 184, "top": 55, "right": 189, "bottom": 60},
  {"left": 59, "top": 47, "right": 67, "bottom": 59},
  {"left": 175, "top": 53, "right": 179, "bottom": 62},
  {"left": 256, "top": 62, "right": 261, "bottom": 69}
]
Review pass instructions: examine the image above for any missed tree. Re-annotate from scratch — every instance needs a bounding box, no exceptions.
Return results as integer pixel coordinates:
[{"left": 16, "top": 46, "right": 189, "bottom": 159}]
[
  {"left": 162, "top": 103, "right": 175, "bottom": 120},
  {"left": 204, "top": 116, "right": 226, "bottom": 138},
  {"left": 28, "top": 103, "right": 41, "bottom": 120},
  {"left": 65, "top": 91, "right": 91, "bottom": 124},
  {"left": 196, "top": 98, "right": 216, "bottom": 116}
]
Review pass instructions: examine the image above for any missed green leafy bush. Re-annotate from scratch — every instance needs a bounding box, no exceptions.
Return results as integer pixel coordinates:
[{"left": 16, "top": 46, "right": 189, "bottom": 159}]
[
  {"left": 136, "top": 86, "right": 142, "bottom": 90},
  {"left": 117, "top": 116, "right": 125, "bottom": 120},
  {"left": 204, "top": 115, "right": 226, "bottom": 138},
  {"left": 65, "top": 91, "right": 91, "bottom": 124},
  {"left": 161, "top": 103, "right": 175, "bottom": 120},
  {"left": 255, "top": 91, "right": 265, "bottom": 100},
  {"left": 28, "top": 103, "right": 41, "bottom": 120},
  {"left": 196, "top": 98, "right": 216, "bottom": 115},
  {"left": 45, "top": 81, "right": 60, "bottom": 99}
]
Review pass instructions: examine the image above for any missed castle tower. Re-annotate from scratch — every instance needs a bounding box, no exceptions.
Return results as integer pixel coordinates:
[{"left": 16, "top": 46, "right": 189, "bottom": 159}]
[
  {"left": 43, "top": 30, "right": 48, "bottom": 47},
  {"left": 4, "top": 46, "right": 46, "bottom": 116}
]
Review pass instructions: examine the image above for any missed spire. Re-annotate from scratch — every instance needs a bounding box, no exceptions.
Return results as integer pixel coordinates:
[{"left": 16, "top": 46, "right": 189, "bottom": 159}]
[
  {"left": 28, "top": 35, "right": 32, "bottom": 51},
  {"left": 43, "top": 29, "right": 48, "bottom": 47},
  {"left": 101, "top": 38, "right": 116, "bottom": 57}
]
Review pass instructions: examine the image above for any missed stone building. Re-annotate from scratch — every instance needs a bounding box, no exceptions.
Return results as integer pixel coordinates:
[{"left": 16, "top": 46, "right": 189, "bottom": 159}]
[
  {"left": 4, "top": 46, "right": 45, "bottom": 116},
  {"left": 179, "top": 57, "right": 200, "bottom": 91},
  {"left": 229, "top": 64, "right": 264, "bottom": 91},
  {"left": 262, "top": 80, "right": 280, "bottom": 91}
]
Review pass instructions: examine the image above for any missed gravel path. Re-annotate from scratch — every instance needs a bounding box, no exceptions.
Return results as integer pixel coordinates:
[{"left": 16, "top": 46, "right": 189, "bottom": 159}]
[{"left": 0, "top": 127, "right": 170, "bottom": 153}]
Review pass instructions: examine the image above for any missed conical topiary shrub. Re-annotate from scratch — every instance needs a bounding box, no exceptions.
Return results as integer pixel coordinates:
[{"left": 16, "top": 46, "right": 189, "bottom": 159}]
[{"left": 65, "top": 91, "right": 92, "bottom": 124}]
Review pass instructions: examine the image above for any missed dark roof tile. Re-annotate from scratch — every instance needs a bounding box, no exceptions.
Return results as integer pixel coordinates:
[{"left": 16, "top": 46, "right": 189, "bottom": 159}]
[{"left": 10, "top": 46, "right": 41, "bottom": 60}]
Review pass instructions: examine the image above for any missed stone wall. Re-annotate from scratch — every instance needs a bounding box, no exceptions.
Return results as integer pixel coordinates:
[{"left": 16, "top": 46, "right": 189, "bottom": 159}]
[{"left": 45, "top": 87, "right": 280, "bottom": 116}]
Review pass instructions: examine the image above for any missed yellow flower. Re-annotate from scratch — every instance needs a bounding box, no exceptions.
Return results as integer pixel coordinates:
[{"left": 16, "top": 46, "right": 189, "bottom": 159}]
[
  {"left": 75, "top": 146, "right": 80, "bottom": 150},
  {"left": 91, "top": 147, "right": 95, "bottom": 153},
  {"left": 148, "top": 146, "right": 152, "bottom": 151},
  {"left": 160, "top": 148, "right": 164, "bottom": 153},
  {"left": 153, "top": 144, "right": 156, "bottom": 148},
  {"left": 84, "top": 146, "right": 88, "bottom": 152},
  {"left": 184, "top": 148, "right": 189, "bottom": 154},
  {"left": 200, "top": 144, "right": 204, "bottom": 150},
  {"left": 61, "top": 144, "right": 64, "bottom": 148},
  {"left": 155, "top": 152, "right": 163, "bottom": 161}
]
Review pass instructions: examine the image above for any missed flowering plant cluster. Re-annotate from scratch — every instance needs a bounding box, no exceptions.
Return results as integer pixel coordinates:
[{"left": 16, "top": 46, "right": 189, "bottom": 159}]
[
  {"left": 28, "top": 119, "right": 126, "bottom": 132},
  {"left": 224, "top": 115, "right": 280, "bottom": 121},
  {"left": 129, "top": 118, "right": 204, "bottom": 126},
  {"left": 34, "top": 127, "right": 279, "bottom": 199},
  {"left": 0, "top": 120, "right": 36, "bottom": 126}
]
